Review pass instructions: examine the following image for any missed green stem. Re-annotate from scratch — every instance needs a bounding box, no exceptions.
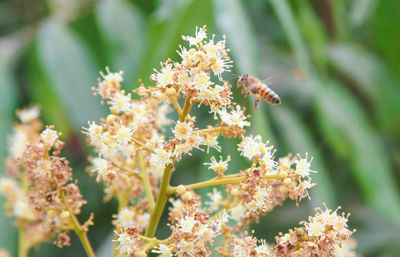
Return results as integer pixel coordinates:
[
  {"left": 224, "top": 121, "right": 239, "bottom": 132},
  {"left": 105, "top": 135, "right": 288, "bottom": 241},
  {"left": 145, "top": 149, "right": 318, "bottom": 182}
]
[
  {"left": 145, "top": 163, "right": 174, "bottom": 238},
  {"left": 180, "top": 98, "right": 192, "bottom": 122},
  {"left": 169, "top": 173, "right": 281, "bottom": 193},
  {"left": 18, "top": 229, "right": 29, "bottom": 257},
  {"left": 131, "top": 137, "right": 155, "bottom": 153},
  {"left": 61, "top": 192, "right": 95, "bottom": 257},
  {"left": 167, "top": 95, "right": 183, "bottom": 117},
  {"left": 138, "top": 151, "right": 155, "bottom": 211}
]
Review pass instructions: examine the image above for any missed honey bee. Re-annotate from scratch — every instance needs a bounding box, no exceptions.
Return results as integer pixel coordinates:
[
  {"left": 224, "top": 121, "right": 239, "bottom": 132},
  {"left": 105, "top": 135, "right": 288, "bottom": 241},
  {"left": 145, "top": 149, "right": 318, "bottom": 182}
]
[{"left": 237, "top": 74, "right": 281, "bottom": 110}]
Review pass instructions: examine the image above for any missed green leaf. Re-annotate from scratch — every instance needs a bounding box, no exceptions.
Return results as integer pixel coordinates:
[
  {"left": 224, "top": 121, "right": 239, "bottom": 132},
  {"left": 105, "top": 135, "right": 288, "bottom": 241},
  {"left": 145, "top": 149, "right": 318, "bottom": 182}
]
[
  {"left": 371, "top": 1, "right": 400, "bottom": 74},
  {"left": 271, "top": 105, "right": 336, "bottom": 207},
  {"left": 314, "top": 81, "right": 400, "bottom": 227},
  {"left": 329, "top": 0, "right": 349, "bottom": 40},
  {"left": 0, "top": 35, "right": 20, "bottom": 257},
  {"left": 296, "top": 0, "right": 328, "bottom": 70},
  {"left": 326, "top": 43, "right": 400, "bottom": 136},
  {"left": 212, "top": 0, "right": 275, "bottom": 143},
  {"left": 95, "top": 0, "right": 146, "bottom": 87},
  {"left": 350, "top": 0, "right": 377, "bottom": 27},
  {"left": 96, "top": 232, "right": 113, "bottom": 257},
  {"left": 269, "top": 0, "right": 313, "bottom": 74},
  {"left": 26, "top": 48, "right": 73, "bottom": 137},
  {"left": 37, "top": 18, "right": 107, "bottom": 131}
]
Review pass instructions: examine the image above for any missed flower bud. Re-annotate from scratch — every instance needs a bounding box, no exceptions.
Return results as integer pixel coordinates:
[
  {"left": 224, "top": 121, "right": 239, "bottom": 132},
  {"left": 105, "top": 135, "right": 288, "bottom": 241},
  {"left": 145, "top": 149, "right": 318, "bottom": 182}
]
[
  {"left": 279, "top": 171, "right": 288, "bottom": 179},
  {"left": 280, "top": 185, "right": 289, "bottom": 194},
  {"left": 176, "top": 185, "right": 186, "bottom": 195},
  {"left": 183, "top": 191, "right": 193, "bottom": 201},
  {"left": 166, "top": 88, "right": 176, "bottom": 96},
  {"left": 231, "top": 188, "right": 240, "bottom": 197},
  {"left": 106, "top": 114, "right": 117, "bottom": 123},
  {"left": 283, "top": 178, "right": 292, "bottom": 186}
]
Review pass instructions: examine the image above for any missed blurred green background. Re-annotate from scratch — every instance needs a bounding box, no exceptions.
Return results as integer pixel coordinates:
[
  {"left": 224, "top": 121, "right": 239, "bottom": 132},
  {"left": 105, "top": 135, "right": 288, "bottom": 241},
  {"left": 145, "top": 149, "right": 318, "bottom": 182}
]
[{"left": 1, "top": 0, "right": 400, "bottom": 256}]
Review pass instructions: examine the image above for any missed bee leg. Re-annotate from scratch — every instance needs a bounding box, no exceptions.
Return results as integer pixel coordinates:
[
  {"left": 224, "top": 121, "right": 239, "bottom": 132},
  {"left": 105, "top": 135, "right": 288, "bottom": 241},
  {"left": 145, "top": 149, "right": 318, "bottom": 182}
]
[
  {"left": 244, "top": 89, "right": 251, "bottom": 97},
  {"left": 254, "top": 95, "right": 261, "bottom": 110},
  {"left": 254, "top": 100, "right": 259, "bottom": 110}
]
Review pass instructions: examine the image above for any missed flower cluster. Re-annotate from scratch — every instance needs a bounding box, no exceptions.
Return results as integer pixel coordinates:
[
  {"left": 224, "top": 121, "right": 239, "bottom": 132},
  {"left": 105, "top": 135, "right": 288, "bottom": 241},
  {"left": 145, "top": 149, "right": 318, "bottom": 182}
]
[
  {"left": 1, "top": 26, "right": 359, "bottom": 257},
  {"left": 274, "top": 205, "right": 356, "bottom": 256},
  {"left": 150, "top": 25, "right": 233, "bottom": 112},
  {"left": 0, "top": 106, "right": 92, "bottom": 253},
  {"left": 86, "top": 26, "right": 358, "bottom": 257}
]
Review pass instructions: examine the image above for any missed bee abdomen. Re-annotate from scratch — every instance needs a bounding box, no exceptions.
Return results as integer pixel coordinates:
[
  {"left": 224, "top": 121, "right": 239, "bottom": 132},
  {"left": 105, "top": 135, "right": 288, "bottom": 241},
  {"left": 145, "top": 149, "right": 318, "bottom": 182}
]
[{"left": 260, "top": 86, "right": 281, "bottom": 104}]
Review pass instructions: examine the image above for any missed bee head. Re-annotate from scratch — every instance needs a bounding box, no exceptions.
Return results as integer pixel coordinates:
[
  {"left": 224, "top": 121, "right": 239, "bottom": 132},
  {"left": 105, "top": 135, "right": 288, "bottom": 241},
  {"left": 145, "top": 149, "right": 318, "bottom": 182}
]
[{"left": 237, "top": 74, "right": 249, "bottom": 87}]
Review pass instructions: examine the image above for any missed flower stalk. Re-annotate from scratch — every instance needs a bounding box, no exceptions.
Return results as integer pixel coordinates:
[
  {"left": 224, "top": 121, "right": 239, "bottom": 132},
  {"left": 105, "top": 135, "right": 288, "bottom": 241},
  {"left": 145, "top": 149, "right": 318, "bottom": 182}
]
[
  {"left": 61, "top": 192, "right": 95, "bottom": 257},
  {"left": 145, "top": 163, "right": 174, "bottom": 238},
  {"left": 138, "top": 150, "right": 155, "bottom": 211}
]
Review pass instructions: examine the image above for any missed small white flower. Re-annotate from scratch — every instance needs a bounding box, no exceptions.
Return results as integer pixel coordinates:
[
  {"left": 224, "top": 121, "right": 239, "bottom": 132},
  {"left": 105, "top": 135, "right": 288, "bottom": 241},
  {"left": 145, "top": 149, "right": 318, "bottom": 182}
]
[
  {"left": 101, "top": 68, "right": 124, "bottom": 85},
  {"left": 182, "top": 26, "right": 207, "bottom": 46},
  {"left": 113, "top": 230, "right": 134, "bottom": 255},
  {"left": 115, "top": 208, "right": 136, "bottom": 228},
  {"left": 152, "top": 244, "right": 174, "bottom": 257},
  {"left": 215, "top": 210, "right": 230, "bottom": 231},
  {"left": 17, "top": 106, "right": 40, "bottom": 123},
  {"left": 13, "top": 199, "right": 30, "bottom": 219},
  {"left": 260, "top": 148, "right": 277, "bottom": 172},
  {"left": 40, "top": 128, "right": 59, "bottom": 146},
  {"left": 8, "top": 129, "right": 28, "bottom": 158},
  {"left": 85, "top": 122, "right": 103, "bottom": 145},
  {"left": 178, "top": 215, "right": 197, "bottom": 233},
  {"left": 247, "top": 186, "right": 271, "bottom": 212},
  {"left": 173, "top": 121, "right": 192, "bottom": 140},
  {"left": 211, "top": 56, "right": 230, "bottom": 76},
  {"left": 255, "top": 240, "right": 271, "bottom": 255},
  {"left": 114, "top": 125, "right": 134, "bottom": 146},
  {"left": 109, "top": 91, "right": 132, "bottom": 113},
  {"left": 204, "top": 156, "right": 230, "bottom": 174},
  {"left": 91, "top": 157, "right": 109, "bottom": 176},
  {"left": 295, "top": 153, "right": 316, "bottom": 178},
  {"left": 137, "top": 212, "right": 150, "bottom": 229},
  {"left": 193, "top": 72, "right": 211, "bottom": 91},
  {"left": 0, "top": 177, "right": 20, "bottom": 197},
  {"left": 150, "top": 147, "right": 173, "bottom": 169},
  {"left": 238, "top": 135, "right": 270, "bottom": 160},
  {"left": 218, "top": 105, "right": 250, "bottom": 129},
  {"left": 206, "top": 188, "right": 223, "bottom": 211},
  {"left": 155, "top": 64, "right": 175, "bottom": 88},
  {"left": 306, "top": 219, "right": 325, "bottom": 237},
  {"left": 230, "top": 203, "right": 247, "bottom": 222}
]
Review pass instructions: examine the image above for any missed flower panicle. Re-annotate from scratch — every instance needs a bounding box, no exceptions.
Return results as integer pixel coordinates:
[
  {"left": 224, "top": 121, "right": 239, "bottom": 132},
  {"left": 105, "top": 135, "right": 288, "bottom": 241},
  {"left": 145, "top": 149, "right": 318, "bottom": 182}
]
[{"left": 1, "top": 106, "right": 90, "bottom": 250}]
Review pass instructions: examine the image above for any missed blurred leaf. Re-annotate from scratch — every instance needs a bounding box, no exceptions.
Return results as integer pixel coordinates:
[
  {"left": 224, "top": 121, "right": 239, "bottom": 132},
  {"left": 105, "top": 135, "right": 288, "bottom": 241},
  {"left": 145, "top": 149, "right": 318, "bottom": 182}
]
[
  {"left": 327, "top": 43, "right": 400, "bottom": 136},
  {"left": 350, "top": 0, "right": 377, "bottom": 27},
  {"left": 212, "top": 0, "right": 275, "bottom": 143},
  {"left": 270, "top": 0, "right": 400, "bottom": 227},
  {"left": 329, "top": 0, "right": 348, "bottom": 40},
  {"left": 314, "top": 81, "right": 400, "bottom": 227},
  {"left": 95, "top": 0, "right": 146, "bottom": 86},
  {"left": 371, "top": 1, "right": 400, "bottom": 74},
  {"left": 0, "top": 34, "right": 20, "bottom": 257},
  {"left": 26, "top": 48, "right": 73, "bottom": 137},
  {"left": 296, "top": 0, "right": 328, "bottom": 70},
  {"left": 37, "top": 18, "right": 107, "bottom": 131},
  {"left": 212, "top": 0, "right": 258, "bottom": 74},
  {"left": 269, "top": 0, "right": 312, "bottom": 74},
  {"left": 96, "top": 232, "right": 113, "bottom": 257},
  {"left": 271, "top": 105, "right": 336, "bottom": 207}
]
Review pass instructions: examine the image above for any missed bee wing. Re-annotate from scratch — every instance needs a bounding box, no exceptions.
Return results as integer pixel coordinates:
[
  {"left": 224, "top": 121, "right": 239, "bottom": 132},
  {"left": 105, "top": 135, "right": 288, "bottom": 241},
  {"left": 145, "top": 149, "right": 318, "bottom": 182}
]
[{"left": 261, "top": 77, "right": 274, "bottom": 86}]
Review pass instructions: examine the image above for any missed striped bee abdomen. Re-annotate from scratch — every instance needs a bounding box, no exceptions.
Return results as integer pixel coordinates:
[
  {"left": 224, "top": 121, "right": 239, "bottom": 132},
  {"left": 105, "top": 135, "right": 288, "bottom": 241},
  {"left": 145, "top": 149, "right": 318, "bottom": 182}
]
[{"left": 259, "top": 85, "right": 281, "bottom": 104}]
